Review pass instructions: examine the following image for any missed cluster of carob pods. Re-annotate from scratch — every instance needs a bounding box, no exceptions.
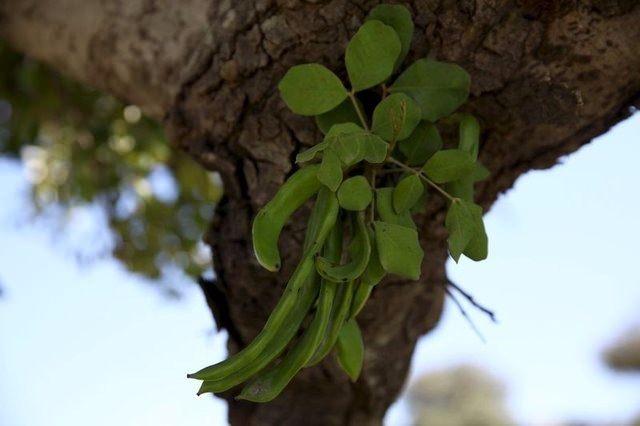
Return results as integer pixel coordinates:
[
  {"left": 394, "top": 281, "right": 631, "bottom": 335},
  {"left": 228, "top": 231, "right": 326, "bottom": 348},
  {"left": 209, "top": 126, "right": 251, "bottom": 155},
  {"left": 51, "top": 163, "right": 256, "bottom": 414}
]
[{"left": 188, "top": 4, "right": 489, "bottom": 402}]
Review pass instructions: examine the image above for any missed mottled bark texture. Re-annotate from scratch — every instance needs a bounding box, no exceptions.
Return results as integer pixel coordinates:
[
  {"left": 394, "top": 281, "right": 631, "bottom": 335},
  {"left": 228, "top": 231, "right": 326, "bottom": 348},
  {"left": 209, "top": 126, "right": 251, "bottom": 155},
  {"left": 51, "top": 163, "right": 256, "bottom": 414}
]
[{"left": 2, "top": 1, "right": 640, "bottom": 424}]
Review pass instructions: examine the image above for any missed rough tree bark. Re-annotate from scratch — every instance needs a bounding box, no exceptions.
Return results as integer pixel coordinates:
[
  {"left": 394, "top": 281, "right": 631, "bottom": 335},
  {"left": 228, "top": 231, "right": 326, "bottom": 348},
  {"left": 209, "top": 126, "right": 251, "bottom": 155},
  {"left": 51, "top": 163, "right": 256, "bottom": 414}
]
[{"left": 2, "top": 1, "right": 640, "bottom": 424}]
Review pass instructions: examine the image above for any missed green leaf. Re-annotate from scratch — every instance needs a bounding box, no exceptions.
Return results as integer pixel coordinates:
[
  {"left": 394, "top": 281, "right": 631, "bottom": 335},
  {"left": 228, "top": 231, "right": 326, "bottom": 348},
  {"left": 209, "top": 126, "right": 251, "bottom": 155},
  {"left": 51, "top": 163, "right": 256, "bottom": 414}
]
[
  {"left": 278, "top": 64, "right": 348, "bottom": 116},
  {"left": 459, "top": 113, "right": 480, "bottom": 160},
  {"left": 375, "top": 187, "right": 416, "bottom": 229},
  {"left": 329, "top": 130, "right": 388, "bottom": 166},
  {"left": 463, "top": 221, "right": 488, "bottom": 261},
  {"left": 393, "top": 174, "right": 424, "bottom": 213},
  {"left": 445, "top": 199, "right": 483, "bottom": 262},
  {"left": 317, "top": 148, "right": 343, "bottom": 191},
  {"left": 361, "top": 133, "right": 389, "bottom": 163},
  {"left": 336, "top": 319, "right": 364, "bottom": 382},
  {"left": 446, "top": 162, "right": 489, "bottom": 202},
  {"left": 366, "top": 4, "right": 414, "bottom": 69},
  {"left": 422, "top": 149, "right": 475, "bottom": 183},
  {"left": 324, "top": 123, "right": 366, "bottom": 166},
  {"left": 409, "top": 189, "right": 429, "bottom": 215},
  {"left": 447, "top": 176, "right": 474, "bottom": 202},
  {"left": 390, "top": 59, "right": 470, "bottom": 121},
  {"left": 316, "top": 99, "right": 361, "bottom": 134},
  {"left": 398, "top": 121, "right": 442, "bottom": 166},
  {"left": 346, "top": 20, "right": 401, "bottom": 91},
  {"left": 326, "top": 122, "right": 363, "bottom": 137},
  {"left": 372, "top": 93, "right": 421, "bottom": 141},
  {"left": 471, "top": 162, "right": 490, "bottom": 182},
  {"left": 374, "top": 221, "right": 423, "bottom": 280},
  {"left": 332, "top": 132, "right": 366, "bottom": 166},
  {"left": 296, "top": 140, "right": 328, "bottom": 163},
  {"left": 337, "top": 176, "right": 373, "bottom": 211}
]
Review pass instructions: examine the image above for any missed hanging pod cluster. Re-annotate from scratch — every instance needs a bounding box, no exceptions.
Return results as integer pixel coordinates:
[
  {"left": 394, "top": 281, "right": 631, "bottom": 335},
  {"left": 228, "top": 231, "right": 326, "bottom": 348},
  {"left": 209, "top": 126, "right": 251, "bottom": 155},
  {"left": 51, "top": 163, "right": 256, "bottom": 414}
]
[{"left": 189, "top": 4, "right": 490, "bottom": 402}]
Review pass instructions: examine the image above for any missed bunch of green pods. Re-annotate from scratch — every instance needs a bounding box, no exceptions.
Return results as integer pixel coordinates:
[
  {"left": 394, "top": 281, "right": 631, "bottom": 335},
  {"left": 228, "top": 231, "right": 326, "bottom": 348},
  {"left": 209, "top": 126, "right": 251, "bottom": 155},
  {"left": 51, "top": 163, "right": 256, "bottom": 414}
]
[{"left": 189, "top": 4, "right": 490, "bottom": 402}]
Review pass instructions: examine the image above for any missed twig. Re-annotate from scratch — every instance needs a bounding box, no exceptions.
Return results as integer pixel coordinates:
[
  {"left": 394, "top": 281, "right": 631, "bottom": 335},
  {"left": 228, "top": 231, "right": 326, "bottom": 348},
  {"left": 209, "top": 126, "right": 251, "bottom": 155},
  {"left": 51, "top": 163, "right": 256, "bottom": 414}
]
[
  {"left": 444, "top": 287, "right": 486, "bottom": 343},
  {"left": 447, "top": 279, "right": 497, "bottom": 323},
  {"left": 348, "top": 91, "right": 369, "bottom": 131},
  {"left": 386, "top": 157, "right": 455, "bottom": 201}
]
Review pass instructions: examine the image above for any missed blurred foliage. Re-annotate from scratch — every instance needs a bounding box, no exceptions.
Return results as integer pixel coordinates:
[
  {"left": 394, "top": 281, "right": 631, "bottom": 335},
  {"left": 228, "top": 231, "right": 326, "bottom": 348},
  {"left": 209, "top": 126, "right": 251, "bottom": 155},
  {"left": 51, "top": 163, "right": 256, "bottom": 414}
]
[
  {"left": 604, "top": 327, "right": 640, "bottom": 426},
  {"left": 0, "top": 43, "right": 223, "bottom": 288},
  {"left": 407, "top": 365, "right": 514, "bottom": 426},
  {"left": 604, "top": 328, "right": 640, "bottom": 373}
]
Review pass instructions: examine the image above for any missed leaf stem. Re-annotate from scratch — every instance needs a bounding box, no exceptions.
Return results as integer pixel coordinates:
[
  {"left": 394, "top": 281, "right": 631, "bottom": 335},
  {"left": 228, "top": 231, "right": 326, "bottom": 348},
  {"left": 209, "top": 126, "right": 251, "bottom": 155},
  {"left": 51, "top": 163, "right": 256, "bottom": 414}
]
[
  {"left": 381, "top": 84, "right": 389, "bottom": 99},
  {"left": 386, "top": 157, "right": 456, "bottom": 202},
  {"left": 348, "top": 91, "right": 369, "bottom": 131},
  {"left": 368, "top": 167, "right": 377, "bottom": 223}
]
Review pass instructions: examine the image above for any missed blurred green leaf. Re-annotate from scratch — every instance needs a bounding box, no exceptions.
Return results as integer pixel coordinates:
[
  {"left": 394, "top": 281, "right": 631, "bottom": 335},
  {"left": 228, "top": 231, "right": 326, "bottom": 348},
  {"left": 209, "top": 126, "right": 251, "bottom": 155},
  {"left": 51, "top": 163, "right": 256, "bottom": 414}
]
[
  {"left": 459, "top": 113, "right": 480, "bottom": 160},
  {"left": 0, "top": 43, "right": 221, "bottom": 287}
]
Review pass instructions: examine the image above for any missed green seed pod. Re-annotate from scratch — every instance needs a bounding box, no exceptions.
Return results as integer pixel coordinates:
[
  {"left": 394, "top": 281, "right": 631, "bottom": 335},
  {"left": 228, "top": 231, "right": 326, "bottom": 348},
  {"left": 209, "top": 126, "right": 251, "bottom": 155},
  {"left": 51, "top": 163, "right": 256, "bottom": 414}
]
[
  {"left": 189, "top": 187, "right": 339, "bottom": 382},
  {"left": 305, "top": 279, "right": 355, "bottom": 367},
  {"left": 349, "top": 229, "right": 385, "bottom": 319},
  {"left": 196, "top": 274, "right": 319, "bottom": 394},
  {"left": 236, "top": 223, "right": 344, "bottom": 403},
  {"left": 315, "top": 211, "right": 371, "bottom": 283},
  {"left": 252, "top": 165, "right": 322, "bottom": 272},
  {"left": 376, "top": 187, "right": 416, "bottom": 229}
]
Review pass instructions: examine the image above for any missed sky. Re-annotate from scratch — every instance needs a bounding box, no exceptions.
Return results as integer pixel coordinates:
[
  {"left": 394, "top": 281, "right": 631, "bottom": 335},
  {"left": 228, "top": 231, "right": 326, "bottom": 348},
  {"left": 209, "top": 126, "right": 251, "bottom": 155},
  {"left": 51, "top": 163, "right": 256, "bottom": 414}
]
[{"left": 1, "top": 115, "right": 639, "bottom": 425}]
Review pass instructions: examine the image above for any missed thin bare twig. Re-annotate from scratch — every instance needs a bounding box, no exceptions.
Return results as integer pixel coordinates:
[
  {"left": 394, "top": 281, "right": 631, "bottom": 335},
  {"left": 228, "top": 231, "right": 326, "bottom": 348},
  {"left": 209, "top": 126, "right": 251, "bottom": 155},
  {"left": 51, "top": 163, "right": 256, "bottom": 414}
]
[
  {"left": 444, "top": 286, "right": 486, "bottom": 343},
  {"left": 446, "top": 279, "right": 497, "bottom": 323}
]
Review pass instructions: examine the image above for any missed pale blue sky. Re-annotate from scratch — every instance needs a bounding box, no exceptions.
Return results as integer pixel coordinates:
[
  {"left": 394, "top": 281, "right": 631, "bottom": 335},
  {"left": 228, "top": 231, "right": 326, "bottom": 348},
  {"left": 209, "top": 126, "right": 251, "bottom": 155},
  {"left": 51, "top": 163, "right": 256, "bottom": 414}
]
[{"left": 1, "top": 115, "right": 639, "bottom": 425}]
